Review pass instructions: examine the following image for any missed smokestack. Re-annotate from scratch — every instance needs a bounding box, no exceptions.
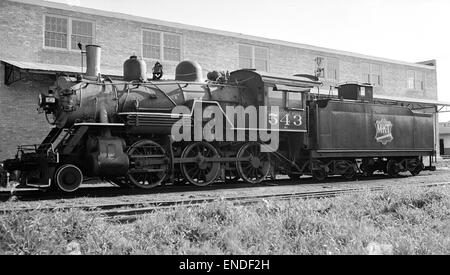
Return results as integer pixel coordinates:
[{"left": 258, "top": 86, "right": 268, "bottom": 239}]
[{"left": 86, "top": 45, "right": 101, "bottom": 77}]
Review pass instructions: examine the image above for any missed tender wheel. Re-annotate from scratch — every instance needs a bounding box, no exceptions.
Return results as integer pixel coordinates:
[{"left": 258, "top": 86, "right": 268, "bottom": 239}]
[
  {"left": 311, "top": 160, "right": 327, "bottom": 181},
  {"left": 312, "top": 168, "right": 327, "bottom": 181},
  {"left": 408, "top": 159, "right": 423, "bottom": 176},
  {"left": 55, "top": 164, "right": 83, "bottom": 193},
  {"left": 181, "top": 142, "right": 221, "bottom": 187},
  {"left": 360, "top": 159, "right": 376, "bottom": 176},
  {"left": 386, "top": 160, "right": 401, "bottom": 177},
  {"left": 236, "top": 142, "right": 271, "bottom": 184},
  {"left": 127, "top": 140, "right": 170, "bottom": 189},
  {"left": 336, "top": 160, "right": 357, "bottom": 180}
]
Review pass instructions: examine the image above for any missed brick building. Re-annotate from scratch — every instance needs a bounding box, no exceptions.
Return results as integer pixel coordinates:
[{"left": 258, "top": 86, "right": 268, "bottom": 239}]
[{"left": 0, "top": 0, "right": 444, "bottom": 160}]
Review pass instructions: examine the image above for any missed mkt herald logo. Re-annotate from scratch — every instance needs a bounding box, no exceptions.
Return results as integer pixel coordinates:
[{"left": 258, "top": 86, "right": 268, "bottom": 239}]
[{"left": 375, "top": 119, "right": 394, "bottom": 145}]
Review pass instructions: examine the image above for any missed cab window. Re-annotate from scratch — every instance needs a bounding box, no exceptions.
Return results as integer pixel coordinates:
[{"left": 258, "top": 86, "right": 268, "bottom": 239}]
[
  {"left": 287, "top": 92, "right": 303, "bottom": 109},
  {"left": 268, "top": 88, "right": 284, "bottom": 107}
]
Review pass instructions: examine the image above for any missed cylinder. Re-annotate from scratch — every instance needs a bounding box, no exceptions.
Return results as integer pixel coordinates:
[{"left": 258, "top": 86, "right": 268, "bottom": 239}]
[{"left": 86, "top": 45, "right": 101, "bottom": 77}]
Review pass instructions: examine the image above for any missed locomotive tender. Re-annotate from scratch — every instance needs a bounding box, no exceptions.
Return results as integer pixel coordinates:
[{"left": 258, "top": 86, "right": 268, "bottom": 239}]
[{"left": 0, "top": 45, "right": 435, "bottom": 192}]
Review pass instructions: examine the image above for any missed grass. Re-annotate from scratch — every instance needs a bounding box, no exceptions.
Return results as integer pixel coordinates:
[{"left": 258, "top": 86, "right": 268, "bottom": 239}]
[{"left": 0, "top": 185, "right": 449, "bottom": 255}]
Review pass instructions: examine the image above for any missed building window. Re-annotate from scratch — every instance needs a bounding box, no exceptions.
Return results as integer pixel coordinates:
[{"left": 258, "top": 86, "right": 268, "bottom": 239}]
[
  {"left": 71, "top": 20, "right": 93, "bottom": 50},
  {"left": 370, "top": 64, "right": 382, "bottom": 86},
  {"left": 44, "top": 15, "right": 94, "bottom": 50},
  {"left": 315, "top": 57, "right": 339, "bottom": 80},
  {"left": 326, "top": 57, "right": 339, "bottom": 81},
  {"left": 407, "top": 70, "right": 425, "bottom": 91},
  {"left": 143, "top": 30, "right": 181, "bottom": 62},
  {"left": 407, "top": 70, "right": 415, "bottom": 89},
  {"left": 361, "top": 62, "right": 370, "bottom": 83},
  {"left": 361, "top": 62, "right": 382, "bottom": 86},
  {"left": 163, "top": 33, "right": 181, "bottom": 61},
  {"left": 239, "top": 45, "right": 269, "bottom": 71},
  {"left": 44, "top": 16, "right": 68, "bottom": 49},
  {"left": 143, "top": 31, "right": 161, "bottom": 59},
  {"left": 416, "top": 71, "right": 425, "bottom": 91},
  {"left": 314, "top": 57, "right": 325, "bottom": 78}
]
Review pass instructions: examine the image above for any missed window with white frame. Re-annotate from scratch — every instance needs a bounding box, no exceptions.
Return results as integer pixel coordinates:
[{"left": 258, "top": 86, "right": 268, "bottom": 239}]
[
  {"left": 361, "top": 62, "right": 370, "bottom": 83},
  {"left": 370, "top": 64, "right": 382, "bottom": 86},
  {"left": 44, "top": 15, "right": 94, "bottom": 50},
  {"left": 326, "top": 57, "right": 339, "bottom": 81},
  {"left": 407, "top": 70, "right": 425, "bottom": 91},
  {"left": 45, "top": 16, "right": 68, "bottom": 49},
  {"left": 239, "top": 44, "right": 269, "bottom": 71},
  {"left": 142, "top": 30, "right": 181, "bottom": 62},
  {"left": 71, "top": 20, "right": 93, "bottom": 50},
  {"left": 407, "top": 70, "right": 415, "bottom": 89},
  {"left": 415, "top": 71, "right": 425, "bottom": 91},
  {"left": 314, "top": 57, "right": 325, "bottom": 78},
  {"left": 361, "top": 62, "right": 382, "bottom": 86}
]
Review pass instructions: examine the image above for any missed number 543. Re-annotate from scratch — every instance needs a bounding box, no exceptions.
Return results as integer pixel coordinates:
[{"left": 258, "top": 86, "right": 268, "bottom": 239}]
[{"left": 269, "top": 113, "right": 302, "bottom": 127}]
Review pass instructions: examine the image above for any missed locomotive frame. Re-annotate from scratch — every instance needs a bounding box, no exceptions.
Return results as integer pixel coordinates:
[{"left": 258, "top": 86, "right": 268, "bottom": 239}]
[{"left": 0, "top": 45, "right": 436, "bottom": 192}]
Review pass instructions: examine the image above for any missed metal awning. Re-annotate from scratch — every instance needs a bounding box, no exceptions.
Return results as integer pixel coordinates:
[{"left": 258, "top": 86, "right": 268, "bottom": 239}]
[
  {"left": 1, "top": 59, "right": 123, "bottom": 85},
  {"left": 372, "top": 94, "right": 450, "bottom": 112},
  {"left": 312, "top": 87, "right": 450, "bottom": 112}
]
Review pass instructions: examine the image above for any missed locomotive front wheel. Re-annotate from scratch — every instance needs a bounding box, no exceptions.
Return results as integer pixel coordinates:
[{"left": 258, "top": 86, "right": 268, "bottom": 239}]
[
  {"left": 236, "top": 142, "right": 271, "bottom": 184},
  {"left": 181, "top": 142, "right": 221, "bottom": 187},
  {"left": 55, "top": 164, "right": 83, "bottom": 193},
  {"left": 127, "top": 140, "right": 169, "bottom": 189}
]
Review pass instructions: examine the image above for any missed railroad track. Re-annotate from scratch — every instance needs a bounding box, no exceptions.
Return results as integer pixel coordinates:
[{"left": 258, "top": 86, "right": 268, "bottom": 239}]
[
  {"left": 0, "top": 173, "right": 415, "bottom": 202},
  {"left": 1, "top": 181, "right": 449, "bottom": 223}
]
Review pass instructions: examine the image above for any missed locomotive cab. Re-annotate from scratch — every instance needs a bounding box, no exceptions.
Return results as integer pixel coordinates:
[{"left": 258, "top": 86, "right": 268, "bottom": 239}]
[{"left": 230, "top": 70, "right": 321, "bottom": 133}]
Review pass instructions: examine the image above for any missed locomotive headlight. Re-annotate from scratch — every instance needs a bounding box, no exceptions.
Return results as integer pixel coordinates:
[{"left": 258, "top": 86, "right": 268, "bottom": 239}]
[{"left": 38, "top": 93, "right": 57, "bottom": 113}]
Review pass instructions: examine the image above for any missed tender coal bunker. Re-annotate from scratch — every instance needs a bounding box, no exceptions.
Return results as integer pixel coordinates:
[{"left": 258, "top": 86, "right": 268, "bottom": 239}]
[{"left": 338, "top": 83, "right": 373, "bottom": 102}]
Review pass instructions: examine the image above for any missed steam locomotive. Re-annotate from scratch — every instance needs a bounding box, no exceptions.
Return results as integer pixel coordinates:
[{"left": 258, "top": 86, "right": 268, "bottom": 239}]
[{"left": 0, "top": 45, "right": 436, "bottom": 192}]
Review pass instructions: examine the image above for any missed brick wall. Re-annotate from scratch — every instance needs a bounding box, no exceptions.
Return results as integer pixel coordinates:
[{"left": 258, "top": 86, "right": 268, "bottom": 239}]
[{"left": 0, "top": 67, "right": 54, "bottom": 160}]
